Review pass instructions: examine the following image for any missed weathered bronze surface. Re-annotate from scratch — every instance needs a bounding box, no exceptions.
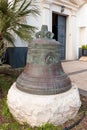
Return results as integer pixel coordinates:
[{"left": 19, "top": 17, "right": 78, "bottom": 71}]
[{"left": 16, "top": 25, "right": 71, "bottom": 95}]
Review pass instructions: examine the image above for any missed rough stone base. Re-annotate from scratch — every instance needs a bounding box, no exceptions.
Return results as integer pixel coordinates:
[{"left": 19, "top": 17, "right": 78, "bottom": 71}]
[{"left": 7, "top": 82, "right": 81, "bottom": 127}]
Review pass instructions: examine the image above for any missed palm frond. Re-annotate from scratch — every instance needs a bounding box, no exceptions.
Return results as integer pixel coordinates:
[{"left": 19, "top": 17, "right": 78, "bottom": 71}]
[
  {"left": 17, "top": 23, "right": 37, "bottom": 30},
  {"left": 0, "top": 0, "right": 8, "bottom": 13},
  {"left": 3, "top": 32, "right": 15, "bottom": 45},
  {"left": 18, "top": 9, "right": 39, "bottom": 17},
  {"left": 17, "top": 0, "right": 27, "bottom": 12},
  {"left": 0, "top": 40, "right": 6, "bottom": 58},
  {"left": 11, "top": 0, "right": 20, "bottom": 10},
  {"left": 12, "top": 28, "right": 35, "bottom": 42},
  {"left": 0, "top": 0, "right": 40, "bottom": 46},
  {"left": 21, "top": 0, "right": 32, "bottom": 12},
  {"left": 17, "top": 0, "right": 40, "bottom": 17}
]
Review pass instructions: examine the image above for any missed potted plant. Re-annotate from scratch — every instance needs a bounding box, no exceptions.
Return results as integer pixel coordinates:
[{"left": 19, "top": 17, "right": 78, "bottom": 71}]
[
  {"left": 0, "top": 0, "right": 39, "bottom": 65},
  {"left": 81, "top": 44, "right": 87, "bottom": 56}
]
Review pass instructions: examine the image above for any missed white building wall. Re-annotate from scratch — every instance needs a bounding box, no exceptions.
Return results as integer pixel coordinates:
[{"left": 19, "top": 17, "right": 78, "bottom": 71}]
[
  {"left": 26, "top": 1, "right": 42, "bottom": 30},
  {"left": 77, "top": 4, "right": 87, "bottom": 47},
  {"left": 76, "top": 3, "right": 87, "bottom": 58},
  {"left": 14, "top": 0, "right": 87, "bottom": 60},
  {"left": 34, "top": 0, "right": 77, "bottom": 60}
]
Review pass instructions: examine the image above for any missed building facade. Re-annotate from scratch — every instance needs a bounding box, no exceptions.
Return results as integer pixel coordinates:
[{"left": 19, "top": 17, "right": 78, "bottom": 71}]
[{"left": 16, "top": 0, "right": 87, "bottom": 60}]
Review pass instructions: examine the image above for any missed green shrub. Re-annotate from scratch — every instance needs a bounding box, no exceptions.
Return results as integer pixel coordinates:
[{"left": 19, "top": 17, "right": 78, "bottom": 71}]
[{"left": 82, "top": 44, "right": 87, "bottom": 49}]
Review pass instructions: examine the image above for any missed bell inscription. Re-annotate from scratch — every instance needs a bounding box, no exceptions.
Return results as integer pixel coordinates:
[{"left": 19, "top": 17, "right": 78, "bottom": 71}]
[{"left": 16, "top": 25, "right": 71, "bottom": 95}]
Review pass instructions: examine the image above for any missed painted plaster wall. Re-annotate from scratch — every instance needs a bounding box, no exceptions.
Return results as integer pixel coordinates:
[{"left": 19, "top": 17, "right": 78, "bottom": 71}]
[
  {"left": 13, "top": 0, "right": 77, "bottom": 60},
  {"left": 13, "top": 0, "right": 87, "bottom": 60},
  {"left": 76, "top": 4, "right": 87, "bottom": 47},
  {"left": 26, "top": 0, "right": 42, "bottom": 31}
]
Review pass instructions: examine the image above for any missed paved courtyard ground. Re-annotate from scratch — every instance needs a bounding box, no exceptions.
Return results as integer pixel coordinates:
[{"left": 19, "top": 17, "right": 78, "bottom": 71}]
[{"left": 62, "top": 60, "right": 87, "bottom": 96}]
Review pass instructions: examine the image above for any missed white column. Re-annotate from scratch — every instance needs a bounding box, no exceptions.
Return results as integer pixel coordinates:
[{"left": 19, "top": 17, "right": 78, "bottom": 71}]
[
  {"left": 71, "top": 13, "right": 77, "bottom": 59},
  {"left": 66, "top": 12, "right": 77, "bottom": 60}
]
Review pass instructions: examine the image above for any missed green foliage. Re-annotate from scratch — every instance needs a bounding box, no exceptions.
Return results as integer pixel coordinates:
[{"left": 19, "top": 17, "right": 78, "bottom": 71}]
[
  {"left": 0, "top": 40, "right": 7, "bottom": 64},
  {"left": 36, "top": 123, "right": 63, "bottom": 130},
  {"left": 0, "top": 123, "right": 9, "bottom": 130},
  {"left": 0, "top": 0, "right": 8, "bottom": 13},
  {"left": 2, "top": 98, "right": 11, "bottom": 117},
  {"left": 0, "top": 41, "right": 6, "bottom": 60},
  {"left": 0, "top": 0, "right": 40, "bottom": 60},
  {"left": 0, "top": 0, "right": 39, "bottom": 40},
  {"left": 82, "top": 44, "right": 87, "bottom": 49}
]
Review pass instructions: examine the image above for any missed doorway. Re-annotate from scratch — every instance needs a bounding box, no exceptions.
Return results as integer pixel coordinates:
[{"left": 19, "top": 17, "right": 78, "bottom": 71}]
[{"left": 52, "top": 13, "right": 66, "bottom": 60}]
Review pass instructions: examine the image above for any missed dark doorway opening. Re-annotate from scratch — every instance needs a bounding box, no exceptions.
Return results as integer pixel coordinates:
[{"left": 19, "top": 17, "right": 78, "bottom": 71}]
[{"left": 52, "top": 13, "right": 66, "bottom": 60}]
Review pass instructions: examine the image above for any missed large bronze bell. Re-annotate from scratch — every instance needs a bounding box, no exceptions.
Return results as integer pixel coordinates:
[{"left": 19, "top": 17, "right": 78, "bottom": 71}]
[{"left": 16, "top": 25, "right": 71, "bottom": 95}]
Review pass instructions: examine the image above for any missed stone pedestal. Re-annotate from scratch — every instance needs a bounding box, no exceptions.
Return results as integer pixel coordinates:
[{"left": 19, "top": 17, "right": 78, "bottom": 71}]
[{"left": 7, "top": 82, "right": 81, "bottom": 127}]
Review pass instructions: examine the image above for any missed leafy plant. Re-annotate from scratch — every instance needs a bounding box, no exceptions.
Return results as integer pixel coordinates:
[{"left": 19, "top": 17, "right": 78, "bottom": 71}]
[
  {"left": 82, "top": 44, "right": 87, "bottom": 50},
  {"left": 2, "top": 98, "right": 11, "bottom": 117},
  {"left": 0, "top": 123, "right": 9, "bottom": 130},
  {"left": 37, "top": 123, "right": 63, "bottom": 130},
  {"left": 0, "top": 0, "right": 39, "bottom": 60}
]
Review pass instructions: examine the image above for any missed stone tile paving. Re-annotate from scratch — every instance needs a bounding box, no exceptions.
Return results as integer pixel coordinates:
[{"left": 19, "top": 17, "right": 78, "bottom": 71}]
[{"left": 62, "top": 60, "right": 87, "bottom": 96}]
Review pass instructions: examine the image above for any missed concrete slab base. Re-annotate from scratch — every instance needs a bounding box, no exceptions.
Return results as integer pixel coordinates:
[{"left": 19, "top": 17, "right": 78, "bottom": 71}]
[{"left": 7, "top": 82, "right": 81, "bottom": 127}]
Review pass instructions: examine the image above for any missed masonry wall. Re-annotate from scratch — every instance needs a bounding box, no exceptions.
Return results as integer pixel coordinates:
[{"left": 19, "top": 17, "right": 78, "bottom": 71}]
[
  {"left": 77, "top": 4, "right": 87, "bottom": 47},
  {"left": 14, "top": 0, "right": 87, "bottom": 60}
]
